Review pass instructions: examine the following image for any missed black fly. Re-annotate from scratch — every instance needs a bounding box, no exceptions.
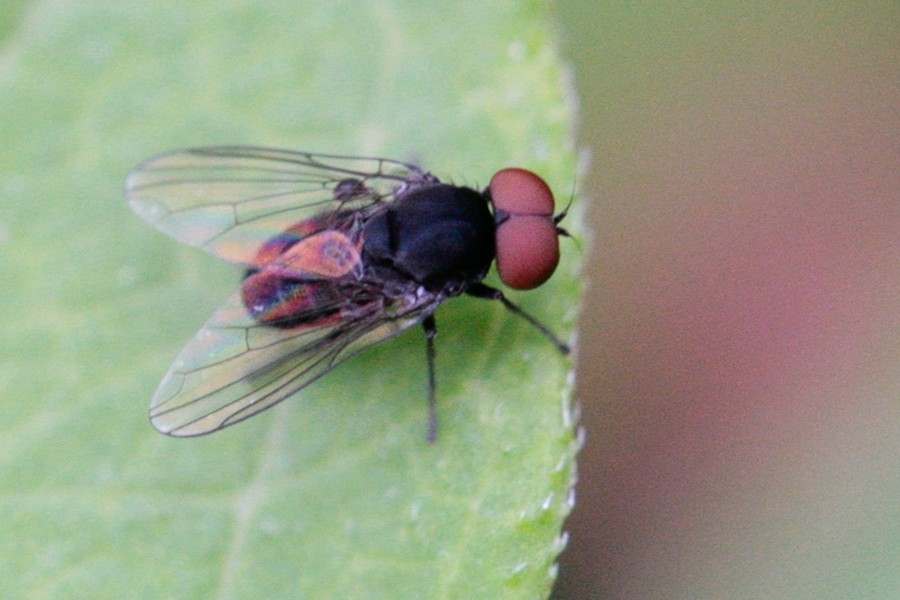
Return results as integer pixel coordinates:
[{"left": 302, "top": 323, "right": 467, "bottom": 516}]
[{"left": 126, "top": 146, "right": 569, "bottom": 441}]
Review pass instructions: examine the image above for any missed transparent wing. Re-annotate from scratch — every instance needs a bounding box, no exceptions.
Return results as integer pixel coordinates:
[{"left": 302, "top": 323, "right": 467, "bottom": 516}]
[
  {"left": 126, "top": 146, "right": 434, "bottom": 265},
  {"left": 149, "top": 289, "right": 434, "bottom": 436}
]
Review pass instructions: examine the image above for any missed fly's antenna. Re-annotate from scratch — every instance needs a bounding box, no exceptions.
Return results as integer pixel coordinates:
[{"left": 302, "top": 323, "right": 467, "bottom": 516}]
[{"left": 554, "top": 172, "right": 577, "bottom": 240}]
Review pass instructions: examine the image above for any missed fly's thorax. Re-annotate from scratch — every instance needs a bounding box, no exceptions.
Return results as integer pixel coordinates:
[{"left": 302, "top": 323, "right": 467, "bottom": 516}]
[{"left": 360, "top": 183, "right": 496, "bottom": 290}]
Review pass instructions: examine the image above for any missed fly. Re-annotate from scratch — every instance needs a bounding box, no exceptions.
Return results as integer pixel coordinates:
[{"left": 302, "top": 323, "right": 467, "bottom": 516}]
[{"left": 126, "top": 146, "right": 570, "bottom": 442}]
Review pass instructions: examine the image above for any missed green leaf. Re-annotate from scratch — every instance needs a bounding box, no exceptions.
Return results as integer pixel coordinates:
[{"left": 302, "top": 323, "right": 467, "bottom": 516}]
[{"left": 0, "top": 1, "right": 582, "bottom": 598}]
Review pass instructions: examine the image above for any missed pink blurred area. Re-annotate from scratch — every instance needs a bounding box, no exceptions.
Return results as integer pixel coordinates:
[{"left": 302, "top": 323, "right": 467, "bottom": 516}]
[{"left": 555, "top": 3, "right": 898, "bottom": 599}]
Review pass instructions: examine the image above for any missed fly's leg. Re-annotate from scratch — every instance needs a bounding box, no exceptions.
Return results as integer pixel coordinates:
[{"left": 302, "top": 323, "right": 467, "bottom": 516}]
[
  {"left": 466, "top": 282, "right": 570, "bottom": 355},
  {"left": 422, "top": 314, "right": 439, "bottom": 443}
]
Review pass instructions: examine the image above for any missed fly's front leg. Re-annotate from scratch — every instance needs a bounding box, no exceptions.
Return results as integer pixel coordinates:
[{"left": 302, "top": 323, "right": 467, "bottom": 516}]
[{"left": 466, "top": 282, "right": 570, "bottom": 355}]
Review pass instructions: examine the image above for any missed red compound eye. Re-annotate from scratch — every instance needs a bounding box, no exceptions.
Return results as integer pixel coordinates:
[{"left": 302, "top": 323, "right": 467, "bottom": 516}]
[{"left": 489, "top": 168, "right": 560, "bottom": 290}]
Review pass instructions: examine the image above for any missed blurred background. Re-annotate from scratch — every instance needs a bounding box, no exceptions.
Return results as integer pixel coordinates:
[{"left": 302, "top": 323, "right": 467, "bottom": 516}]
[{"left": 554, "top": 2, "right": 898, "bottom": 599}]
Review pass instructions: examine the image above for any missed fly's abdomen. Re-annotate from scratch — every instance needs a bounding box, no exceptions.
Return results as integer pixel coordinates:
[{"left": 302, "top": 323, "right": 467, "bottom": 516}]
[
  {"left": 242, "top": 221, "right": 363, "bottom": 329},
  {"left": 242, "top": 271, "right": 343, "bottom": 329}
]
